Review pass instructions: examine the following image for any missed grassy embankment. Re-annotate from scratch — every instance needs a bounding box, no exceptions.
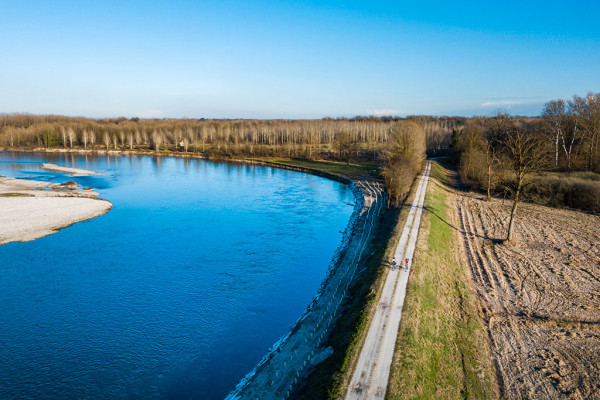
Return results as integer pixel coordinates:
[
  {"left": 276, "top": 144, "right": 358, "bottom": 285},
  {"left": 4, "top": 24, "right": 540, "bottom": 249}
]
[
  {"left": 263, "top": 158, "right": 380, "bottom": 180},
  {"left": 386, "top": 160, "right": 498, "bottom": 399}
]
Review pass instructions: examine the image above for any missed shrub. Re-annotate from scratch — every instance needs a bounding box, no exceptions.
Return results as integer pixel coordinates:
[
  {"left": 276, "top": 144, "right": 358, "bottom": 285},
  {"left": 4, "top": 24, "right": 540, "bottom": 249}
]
[{"left": 503, "top": 174, "right": 600, "bottom": 213}]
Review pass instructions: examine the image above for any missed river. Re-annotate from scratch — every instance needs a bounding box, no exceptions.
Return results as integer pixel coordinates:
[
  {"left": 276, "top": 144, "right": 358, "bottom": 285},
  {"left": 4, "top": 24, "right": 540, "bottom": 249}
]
[{"left": 0, "top": 151, "right": 355, "bottom": 400}]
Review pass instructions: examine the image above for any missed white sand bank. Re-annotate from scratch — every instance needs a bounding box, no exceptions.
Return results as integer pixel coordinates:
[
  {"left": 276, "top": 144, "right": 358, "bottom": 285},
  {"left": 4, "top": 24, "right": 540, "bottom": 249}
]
[
  {"left": 0, "top": 176, "right": 100, "bottom": 196},
  {"left": 42, "top": 163, "right": 103, "bottom": 176},
  {"left": 0, "top": 176, "right": 112, "bottom": 245},
  {"left": 0, "top": 197, "right": 112, "bottom": 245}
]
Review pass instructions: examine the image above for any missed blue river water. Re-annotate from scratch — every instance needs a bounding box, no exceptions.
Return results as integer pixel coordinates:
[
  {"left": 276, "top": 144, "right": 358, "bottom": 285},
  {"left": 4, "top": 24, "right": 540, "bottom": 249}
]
[{"left": 0, "top": 152, "right": 355, "bottom": 400}]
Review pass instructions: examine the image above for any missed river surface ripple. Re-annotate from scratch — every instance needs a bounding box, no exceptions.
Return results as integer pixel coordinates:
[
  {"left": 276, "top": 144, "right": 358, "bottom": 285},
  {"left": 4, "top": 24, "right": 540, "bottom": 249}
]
[{"left": 0, "top": 152, "right": 354, "bottom": 400}]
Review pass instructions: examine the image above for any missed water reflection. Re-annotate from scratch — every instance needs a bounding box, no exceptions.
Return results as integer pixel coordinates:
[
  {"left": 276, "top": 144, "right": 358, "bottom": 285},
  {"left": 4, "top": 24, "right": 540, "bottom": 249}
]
[{"left": 151, "top": 155, "right": 162, "bottom": 173}]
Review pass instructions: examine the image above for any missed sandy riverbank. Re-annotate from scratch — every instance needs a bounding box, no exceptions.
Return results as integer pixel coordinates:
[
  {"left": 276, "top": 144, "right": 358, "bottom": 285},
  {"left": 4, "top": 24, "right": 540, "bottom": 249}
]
[
  {"left": 42, "top": 163, "right": 103, "bottom": 176},
  {"left": 0, "top": 176, "right": 112, "bottom": 245}
]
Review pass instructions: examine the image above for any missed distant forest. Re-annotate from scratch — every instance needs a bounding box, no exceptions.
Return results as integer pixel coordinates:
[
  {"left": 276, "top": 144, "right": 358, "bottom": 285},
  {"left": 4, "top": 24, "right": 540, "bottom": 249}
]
[{"left": 0, "top": 114, "right": 459, "bottom": 161}]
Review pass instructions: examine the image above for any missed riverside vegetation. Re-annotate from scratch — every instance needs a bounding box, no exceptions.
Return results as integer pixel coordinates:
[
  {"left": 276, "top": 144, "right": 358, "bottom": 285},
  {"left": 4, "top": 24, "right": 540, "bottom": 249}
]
[
  {"left": 0, "top": 114, "right": 443, "bottom": 210},
  {"left": 0, "top": 114, "right": 455, "bottom": 160}
]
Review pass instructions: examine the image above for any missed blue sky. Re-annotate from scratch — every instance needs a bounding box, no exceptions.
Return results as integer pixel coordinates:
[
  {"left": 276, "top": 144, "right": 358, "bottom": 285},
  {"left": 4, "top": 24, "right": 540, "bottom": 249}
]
[{"left": 1, "top": 1, "right": 599, "bottom": 118}]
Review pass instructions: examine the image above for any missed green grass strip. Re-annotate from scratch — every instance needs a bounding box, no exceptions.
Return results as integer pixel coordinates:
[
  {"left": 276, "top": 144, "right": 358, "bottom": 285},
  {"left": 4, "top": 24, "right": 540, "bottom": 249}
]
[
  {"left": 386, "top": 161, "right": 498, "bottom": 400},
  {"left": 270, "top": 159, "right": 380, "bottom": 180}
]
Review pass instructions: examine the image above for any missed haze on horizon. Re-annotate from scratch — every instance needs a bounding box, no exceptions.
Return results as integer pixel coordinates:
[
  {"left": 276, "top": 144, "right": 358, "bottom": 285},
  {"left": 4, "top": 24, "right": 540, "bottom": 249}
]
[{"left": 1, "top": 0, "right": 599, "bottom": 119}]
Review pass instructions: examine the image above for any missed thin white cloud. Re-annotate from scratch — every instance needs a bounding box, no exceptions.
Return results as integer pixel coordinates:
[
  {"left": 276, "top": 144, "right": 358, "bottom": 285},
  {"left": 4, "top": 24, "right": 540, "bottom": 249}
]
[
  {"left": 138, "top": 109, "right": 164, "bottom": 118},
  {"left": 481, "top": 100, "right": 528, "bottom": 108},
  {"left": 369, "top": 109, "right": 405, "bottom": 116}
]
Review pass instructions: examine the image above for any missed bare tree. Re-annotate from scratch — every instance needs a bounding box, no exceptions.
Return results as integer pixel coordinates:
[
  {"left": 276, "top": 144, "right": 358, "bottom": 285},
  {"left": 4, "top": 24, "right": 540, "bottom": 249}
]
[
  {"left": 67, "top": 127, "right": 75, "bottom": 148},
  {"left": 61, "top": 127, "right": 67, "bottom": 148},
  {"left": 174, "top": 128, "right": 183, "bottom": 149},
  {"left": 199, "top": 125, "right": 208, "bottom": 152},
  {"left": 6, "top": 127, "right": 15, "bottom": 147},
  {"left": 560, "top": 110, "right": 579, "bottom": 169},
  {"left": 383, "top": 121, "right": 426, "bottom": 206},
  {"left": 151, "top": 130, "right": 163, "bottom": 152},
  {"left": 184, "top": 127, "right": 193, "bottom": 152},
  {"left": 483, "top": 112, "right": 512, "bottom": 200},
  {"left": 127, "top": 132, "right": 134, "bottom": 150},
  {"left": 456, "top": 124, "right": 482, "bottom": 181},
  {"left": 501, "top": 126, "right": 550, "bottom": 241},
  {"left": 103, "top": 132, "right": 110, "bottom": 150},
  {"left": 569, "top": 93, "right": 600, "bottom": 170},
  {"left": 308, "top": 127, "right": 319, "bottom": 159},
  {"left": 335, "top": 131, "right": 352, "bottom": 165},
  {"left": 386, "top": 121, "right": 426, "bottom": 163},
  {"left": 543, "top": 99, "right": 568, "bottom": 167},
  {"left": 89, "top": 130, "right": 96, "bottom": 149}
]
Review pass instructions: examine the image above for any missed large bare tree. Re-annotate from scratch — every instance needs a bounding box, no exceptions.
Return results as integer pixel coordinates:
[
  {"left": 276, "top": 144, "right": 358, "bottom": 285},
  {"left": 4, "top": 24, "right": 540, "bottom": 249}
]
[
  {"left": 501, "top": 126, "right": 550, "bottom": 241},
  {"left": 483, "top": 112, "right": 513, "bottom": 200}
]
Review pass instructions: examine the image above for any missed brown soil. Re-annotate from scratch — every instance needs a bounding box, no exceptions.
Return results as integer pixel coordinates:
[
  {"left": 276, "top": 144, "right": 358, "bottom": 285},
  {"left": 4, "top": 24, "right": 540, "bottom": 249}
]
[{"left": 455, "top": 192, "right": 600, "bottom": 399}]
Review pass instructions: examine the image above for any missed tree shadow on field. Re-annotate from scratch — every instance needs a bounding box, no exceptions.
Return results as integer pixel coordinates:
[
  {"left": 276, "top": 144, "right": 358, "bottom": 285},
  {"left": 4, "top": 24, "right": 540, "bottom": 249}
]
[
  {"left": 423, "top": 204, "right": 492, "bottom": 241},
  {"left": 427, "top": 159, "right": 501, "bottom": 241},
  {"left": 423, "top": 205, "right": 461, "bottom": 233}
]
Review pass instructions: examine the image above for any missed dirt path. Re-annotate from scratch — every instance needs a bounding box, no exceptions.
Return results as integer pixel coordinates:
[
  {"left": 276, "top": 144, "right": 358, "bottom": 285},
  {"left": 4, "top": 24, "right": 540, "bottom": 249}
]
[
  {"left": 227, "top": 180, "right": 386, "bottom": 400},
  {"left": 346, "top": 161, "right": 432, "bottom": 399},
  {"left": 456, "top": 193, "right": 600, "bottom": 399}
]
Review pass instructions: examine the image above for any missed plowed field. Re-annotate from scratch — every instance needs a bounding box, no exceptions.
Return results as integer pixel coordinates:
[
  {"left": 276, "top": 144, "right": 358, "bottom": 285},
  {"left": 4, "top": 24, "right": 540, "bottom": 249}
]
[{"left": 456, "top": 195, "right": 600, "bottom": 399}]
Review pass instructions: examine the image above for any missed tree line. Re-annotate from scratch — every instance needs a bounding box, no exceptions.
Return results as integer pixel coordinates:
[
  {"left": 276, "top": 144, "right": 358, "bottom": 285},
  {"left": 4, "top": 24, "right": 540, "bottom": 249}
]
[{"left": 0, "top": 114, "right": 459, "bottom": 162}]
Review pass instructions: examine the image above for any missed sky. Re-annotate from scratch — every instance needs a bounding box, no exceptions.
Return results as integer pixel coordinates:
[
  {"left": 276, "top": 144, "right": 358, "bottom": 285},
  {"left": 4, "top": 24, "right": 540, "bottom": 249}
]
[{"left": 1, "top": 1, "right": 599, "bottom": 119}]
